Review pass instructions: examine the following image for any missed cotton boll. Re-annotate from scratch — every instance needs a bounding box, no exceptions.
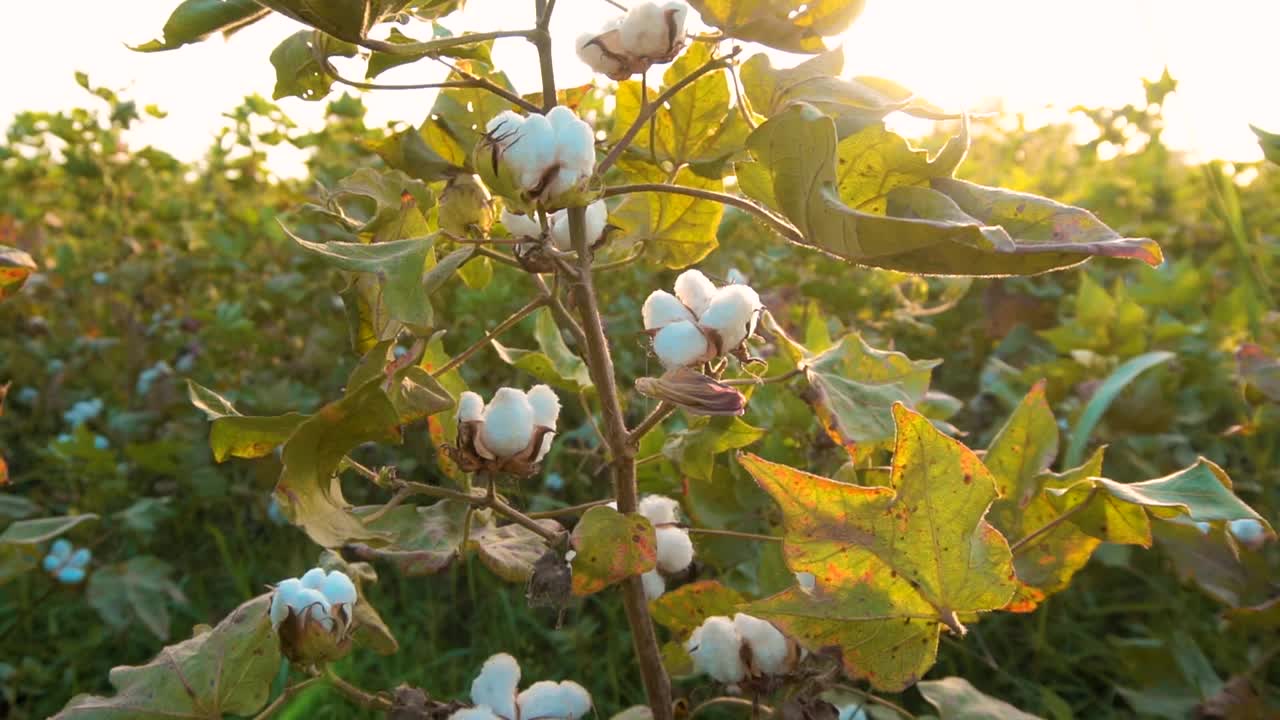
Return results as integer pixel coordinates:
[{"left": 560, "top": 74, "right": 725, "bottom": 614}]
[
  {"left": 57, "top": 566, "right": 86, "bottom": 584},
  {"left": 320, "top": 571, "right": 357, "bottom": 608},
  {"left": 655, "top": 526, "right": 694, "bottom": 573},
  {"left": 527, "top": 384, "right": 562, "bottom": 429},
  {"left": 642, "top": 290, "right": 696, "bottom": 331},
  {"left": 653, "top": 320, "right": 712, "bottom": 369},
  {"left": 700, "top": 284, "right": 762, "bottom": 351},
  {"left": 583, "top": 200, "right": 608, "bottom": 244},
  {"left": 556, "top": 681, "right": 592, "bottom": 719},
  {"left": 507, "top": 114, "right": 557, "bottom": 192},
  {"left": 472, "top": 653, "right": 521, "bottom": 720},
  {"left": 686, "top": 616, "right": 745, "bottom": 683},
  {"left": 536, "top": 431, "right": 556, "bottom": 463},
  {"left": 836, "top": 704, "right": 869, "bottom": 720},
  {"left": 548, "top": 200, "right": 608, "bottom": 251},
  {"left": 662, "top": 1, "right": 689, "bottom": 42},
  {"left": 639, "top": 495, "right": 681, "bottom": 525},
  {"left": 299, "top": 567, "right": 327, "bottom": 590},
  {"left": 458, "top": 391, "right": 486, "bottom": 423},
  {"left": 69, "top": 547, "right": 91, "bottom": 568},
  {"left": 1229, "top": 518, "right": 1267, "bottom": 544},
  {"left": 733, "top": 613, "right": 790, "bottom": 675},
  {"left": 486, "top": 111, "right": 525, "bottom": 145},
  {"left": 641, "top": 569, "right": 666, "bottom": 601},
  {"left": 502, "top": 209, "right": 542, "bottom": 238},
  {"left": 673, "top": 269, "right": 717, "bottom": 318},
  {"left": 516, "top": 681, "right": 565, "bottom": 720},
  {"left": 545, "top": 167, "right": 585, "bottom": 206},
  {"left": 270, "top": 590, "right": 293, "bottom": 629},
  {"left": 550, "top": 109, "right": 596, "bottom": 178},
  {"left": 620, "top": 2, "right": 669, "bottom": 57},
  {"left": 450, "top": 707, "right": 503, "bottom": 720},
  {"left": 480, "top": 388, "right": 536, "bottom": 458},
  {"left": 576, "top": 33, "right": 626, "bottom": 78}
]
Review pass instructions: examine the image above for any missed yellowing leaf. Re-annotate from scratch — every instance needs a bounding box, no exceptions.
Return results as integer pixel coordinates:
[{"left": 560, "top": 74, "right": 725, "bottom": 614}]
[
  {"left": 469, "top": 517, "right": 564, "bottom": 583},
  {"left": 613, "top": 168, "right": 724, "bottom": 269},
  {"left": 187, "top": 381, "right": 308, "bottom": 462},
  {"left": 348, "top": 499, "right": 469, "bottom": 576},
  {"left": 0, "top": 245, "right": 37, "bottom": 301},
  {"left": 650, "top": 580, "right": 746, "bottom": 637},
  {"left": 740, "top": 405, "right": 1016, "bottom": 690},
  {"left": 570, "top": 506, "right": 656, "bottom": 596},
  {"left": 687, "top": 0, "right": 865, "bottom": 54}
]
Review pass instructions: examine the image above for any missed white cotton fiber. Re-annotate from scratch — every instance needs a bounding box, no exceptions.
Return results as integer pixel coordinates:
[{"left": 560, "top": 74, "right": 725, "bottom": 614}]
[
  {"left": 655, "top": 526, "right": 694, "bottom": 573},
  {"left": 471, "top": 653, "right": 521, "bottom": 720},
  {"left": 652, "top": 320, "right": 711, "bottom": 369},
  {"left": 480, "top": 388, "right": 536, "bottom": 458},
  {"left": 642, "top": 291, "right": 695, "bottom": 331},
  {"left": 733, "top": 613, "right": 789, "bottom": 675},
  {"left": 673, "top": 269, "right": 717, "bottom": 318},
  {"left": 638, "top": 494, "right": 681, "bottom": 526},
  {"left": 686, "top": 616, "right": 745, "bottom": 683}
]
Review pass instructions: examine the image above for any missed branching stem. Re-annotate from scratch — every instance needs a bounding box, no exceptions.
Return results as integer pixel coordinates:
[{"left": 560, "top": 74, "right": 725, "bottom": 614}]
[
  {"left": 604, "top": 183, "right": 804, "bottom": 246},
  {"left": 360, "top": 30, "right": 533, "bottom": 57},
  {"left": 1010, "top": 488, "right": 1099, "bottom": 555},
  {"left": 627, "top": 402, "right": 676, "bottom": 446},
  {"left": 254, "top": 677, "right": 322, "bottom": 720},
  {"left": 323, "top": 667, "right": 392, "bottom": 712},
  {"left": 431, "top": 296, "right": 547, "bottom": 378},
  {"left": 396, "top": 480, "right": 564, "bottom": 545}
]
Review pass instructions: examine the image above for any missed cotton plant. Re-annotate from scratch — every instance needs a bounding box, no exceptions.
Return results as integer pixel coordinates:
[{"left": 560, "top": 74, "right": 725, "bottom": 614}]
[
  {"left": 269, "top": 567, "right": 359, "bottom": 664},
  {"left": 685, "top": 613, "right": 802, "bottom": 687},
  {"left": 452, "top": 385, "right": 562, "bottom": 476},
  {"left": 448, "top": 653, "right": 593, "bottom": 720},
  {"left": 576, "top": 1, "right": 689, "bottom": 80},
  {"left": 43, "top": 539, "right": 91, "bottom": 584},
  {"left": 479, "top": 106, "right": 596, "bottom": 212}
]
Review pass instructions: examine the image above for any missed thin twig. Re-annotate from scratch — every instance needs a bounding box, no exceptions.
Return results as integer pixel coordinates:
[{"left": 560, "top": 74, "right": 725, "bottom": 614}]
[
  {"left": 491, "top": 494, "right": 564, "bottom": 543},
  {"left": 474, "top": 245, "right": 523, "bottom": 268},
  {"left": 533, "top": 0, "right": 558, "bottom": 112},
  {"left": 597, "top": 47, "right": 741, "bottom": 175},
  {"left": 722, "top": 368, "right": 803, "bottom": 387},
  {"left": 531, "top": 274, "right": 589, "bottom": 350},
  {"left": 254, "top": 677, "right": 322, "bottom": 720},
  {"left": 627, "top": 402, "right": 676, "bottom": 446},
  {"left": 360, "top": 29, "right": 533, "bottom": 57},
  {"left": 833, "top": 684, "right": 917, "bottom": 720},
  {"left": 429, "top": 56, "right": 541, "bottom": 113},
  {"left": 691, "top": 697, "right": 773, "bottom": 719},
  {"left": 593, "top": 245, "right": 646, "bottom": 272},
  {"left": 323, "top": 667, "right": 392, "bottom": 712},
  {"left": 686, "top": 527, "right": 781, "bottom": 543},
  {"left": 396, "top": 480, "right": 564, "bottom": 544},
  {"left": 604, "top": 183, "right": 805, "bottom": 246},
  {"left": 729, "top": 62, "right": 759, "bottom": 130},
  {"left": 527, "top": 498, "right": 616, "bottom": 519},
  {"left": 1010, "top": 488, "right": 1099, "bottom": 555},
  {"left": 432, "top": 296, "right": 546, "bottom": 377}
]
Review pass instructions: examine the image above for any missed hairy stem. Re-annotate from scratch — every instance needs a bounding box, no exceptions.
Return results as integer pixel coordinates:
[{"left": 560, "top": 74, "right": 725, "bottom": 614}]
[
  {"left": 323, "top": 667, "right": 392, "bottom": 712},
  {"left": 566, "top": 206, "right": 673, "bottom": 718},
  {"left": 597, "top": 47, "right": 741, "bottom": 175},
  {"left": 627, "top": 401, "right": 676, "bottom": 447},
  {"left": 431, "top": 296, "right": 546, "bottom": 378},
  {"left": 604, "top": 183, "right": 804, "bottom": 246},
  {"left": 254, "top": 677, "right": 322, "bottom": 720}
]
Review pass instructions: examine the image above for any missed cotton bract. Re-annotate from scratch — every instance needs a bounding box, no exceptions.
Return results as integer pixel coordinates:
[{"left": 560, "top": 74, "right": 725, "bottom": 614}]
[
  {"left": 452, "top": 654, "right": 593, "bottom": 720},
  {"left": 576, "top": 1, "right": 688, "bottom": 80}
]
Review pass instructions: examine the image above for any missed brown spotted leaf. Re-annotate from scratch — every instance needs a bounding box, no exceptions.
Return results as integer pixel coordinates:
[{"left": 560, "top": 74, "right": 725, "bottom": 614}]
[
  {"left": 0, "top": 245, "right": 36, "bottom": 301},
  {"left": 570, "top": 506, "right": 656, "bottom": 596},
  {"left": 741, "top": 405, "right": 1016, "bottom": 691}
]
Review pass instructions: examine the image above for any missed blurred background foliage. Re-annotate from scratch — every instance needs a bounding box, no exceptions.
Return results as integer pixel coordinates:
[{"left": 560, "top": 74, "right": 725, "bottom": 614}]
[{"left": 1, "top": 71, "right": 1276, "bottom": 718}]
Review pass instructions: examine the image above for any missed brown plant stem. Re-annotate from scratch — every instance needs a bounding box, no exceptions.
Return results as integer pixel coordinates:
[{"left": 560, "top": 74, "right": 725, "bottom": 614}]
[
  {"left": 254, "top": 677, "right": 322, "bottom": 720},
  {"left": 627, "top": 402, "right": 676, "bottom": 446},
  {"left": 431, "top": 296, "right": 546, "bottom": 378},
  {"left": 323, "top": 666, "right": 392, "bottom": 712},
  {"left": 566, "top": 205, "right": 673, "bottom": 718},
  {"left": 396, "top": 480, "right": 564, "bottom": 544},
  {"left": 527, "top": 498, "right": 616, "bottom": 519}
]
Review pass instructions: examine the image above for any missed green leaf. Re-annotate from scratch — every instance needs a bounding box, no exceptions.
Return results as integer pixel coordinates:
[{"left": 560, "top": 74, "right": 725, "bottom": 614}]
[
  {"left": 269, "top": 30, "right": 358, "bottom": 102},
  {"left": 309, "top": 167, "right": 435, "bottom": 235},
  {"left": 1061, "top": 351, "right": 1176, "bottom": 468},
  {"left": 607, "top": 43, "right": 748, "bottom": 170},
  {"left": 427, "top": 61, "right": 519, "bottom": 162},
  {"left": 349, "top": 500, "right": 468, "bottom": 576},
  {"left": 741, "top": 405, "right": 1017, "bottom": 691},
  {"left": 613, "top": 167, "right": 725, "bottom": 269},
  {"left": 367, "top": 27, "right": 493, "bottom": 78},
  {"left": 917, "top": 677, "right": 1044, "bottom": 720},
  {"left": 662, "top": 416, "right": 764, "bottom": 482},
  {"left": 492, "top": 307, "right": 592, "bottom": 392},
  {"left": 54, "top": 594, "right": 281, "bottom": 718},
  {"left": 375, "top": 127, "right": 463, "bottom": 182},
  {"left": 985, "top": 381, "right": 1059, "bottom": 515},
  {"left": 1152, "top": 520, "right": 1271, "bottom": 608},
  {"left": 0, "top": 245, "right": 37, "bottom": 301},
  {"left": 762, "top": 311, "right": 938, "bottom": 454},
  {"left": 274, "top": 377, "right": 401, "bottom": 549},
  {"left": 0, "top": 514, "right": 98, "bottom": 544},
  {"left": 1251, "top": 124, "right": 1280, "bottom": 165},
  {"left": 835, "top": 124, "right": 966, "bottom": 214},
  {"left": 87, "top": 557, "right": 186, "bottom": 641},
  {"left": 686, "top": 0, "right": 866, "bottom": 53},
  {"left": 187, "top": 381, "right": 308, "bottom": 462},
  {"left": 318, "top": 550, "right": 399, "bottom": 654},
  {"left": 570, "top": 506, "right": 657, "bottom": 596},
  {"left": 255, "top": 0, "right": 417, "bottom": 43},
  {"left": 132, "top": 0, "right": 270, "bottom": 53},
  {"left": 1050, "top": 459, "right": 1271, "bottom": 547},
  {"left": 744, "top": 104, "right": 1162, "bottom": 277},
  {"left": 469, "top": 517, "right": 564, "bottom": 583},
  {"left": 286, "top": 228, "right": 436, "bottom": 333},
  {"left": 650, "top": 580, "right": 746, "bottom": 637}
]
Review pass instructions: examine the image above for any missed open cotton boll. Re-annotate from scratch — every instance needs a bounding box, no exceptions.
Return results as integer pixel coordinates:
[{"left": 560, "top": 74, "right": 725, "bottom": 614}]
[
  {"left": 642, "top": 290, "right": 696, "bottom": 331},
  {"left": 641, "top": 569, "right": 666, "bottom": 601},
  {"left": 472, "top": 653, "right": 521, "bottom": 720},
  {"left": 299, "top": 567, "right": 327, "bottom": 590},
  {"left": 620, "top": 2, "right": 670, "bottom": 57},
  {"left": 502, "top": 209, "right": 542, "bottom": 238},
  {"left": 686, "top": 616, "right": 746, "bottom": 683},
  {"left": 655, "top": 526, "right": 694, "bottom": 573},
  {"left": 506, "top": 114, "right": 557, "bottom": 192},
  {"left": 450, "top": 707, "right": 503, "bottom": 720},
  {"left": 1229, "top": 518, "right": 1267, "bottom": 544},
  {"left": 517, "top": 680, "right": 592, "bottom": 720},
  {"left": 486, "top": 111, "right": 526, "bottom": 145},
  {"left": 733, "top": 613, "right": 790, "bottom": 675},
  {"left": 527, "top": 384, "right": 562, "bottom": 429},
  {"left": 576, "top": 32, "right": 626, "bottom": 78},
  {"left": 837, "top": 704, "right": 869, "bottom": 720},
  {"left": 673, "top": 269, "right": 717, "bottom": 318},
  {"left": 700, "top": 284, "right": 762, "bottom": 351},
  {"left": 458, "top": 391, "right": 486, "bottom": 423},
  {"left": 639, "top": 494, "right": 681, "bottom": 525},
  {"left": 480, "top": 388, "right": 536, "bottom": 458},
  {"left": 549, "top": 200, "right": 608, "bottom": 251},
  {"left": 320, "top": 570, "right": 357, "bottom": 608},
  {"left": 547, "top": 106, "right": 596, "bottom": 172},
  {"left": 653, "top": 320, "right": 712, "bottom": 369}
]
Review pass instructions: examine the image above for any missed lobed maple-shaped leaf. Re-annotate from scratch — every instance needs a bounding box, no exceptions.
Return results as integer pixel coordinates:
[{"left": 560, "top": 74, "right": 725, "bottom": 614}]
[
  {"left": 187, "top": 381, "right": 308, "bottom": 462},
  {"left": 740, "top": 405, "right": 1016, "bottom": 690},
  {"left": 570, "top": 506, "right": 656, "bottom": 596},
  {"left": 348, "top": 499, "right": 469, "bottom": 576},
  {"left": 469, "top": 516, "right": 565, "bottom": 583},
  {"left": 55, "top": 594, "right": 281, "bottom": 718}
]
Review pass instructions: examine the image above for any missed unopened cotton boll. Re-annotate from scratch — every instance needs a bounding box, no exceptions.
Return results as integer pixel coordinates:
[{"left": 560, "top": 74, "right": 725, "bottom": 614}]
[
  {"left": 642, "top": 290, "right": 696, "bottom": 331},
  {"left": 673, "top": 269, "right": 717, "bottom": 318},
  {"left": 517, "top": 680, "right": 593, "bottom": 720},
  {"left": 471, "top": 653, "right": 521, "bottom": 720},
  {"left": 655, "top": 526, "right": 694, "bottom": 573},
  {"left": 1229, "top": 518, "right": 1267, "bottom": 544},
  {"left": 527, "top": 384, "right": 561, "bottom": 429},
  {"left": 480, "top": 388, "right": 536, "bottom": 458},
  {"left": 686, "top": 616, "right": 746, "bottom": 683},
  {"left": 458, "top": 391, "right": 485, "bottom": 423},
  {"left": 653, "top": 320, "right": 712, "bottom": 369},
  {"left": 638, "top": 494, "right": 681, "bottom": 525},
  {"left": 733, "top": 613, "right": 790, "bottom": 675},
  {"left": 320, "top": 570, "right": 357, "bottom": 608},
  {"left": 641, "top": 569, "right": 666, "bottom": 601},
  {"left": 450, "top": 707, "right": 503, "bottom": 720},
  {"left": 700, "top": 284, "right": 762, "bottom": 351},
  {"left": 502, "top": 209, "right": 542, "bottom": 238}
]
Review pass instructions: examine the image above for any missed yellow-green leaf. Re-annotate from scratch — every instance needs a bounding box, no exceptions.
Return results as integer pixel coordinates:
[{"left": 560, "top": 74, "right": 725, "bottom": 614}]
[
  {"left": 570, "top": 507, "right": 656, "bottom": 596},
  {"left": 0, "top": 245, "right": 37, "bottom": 301},
  {"left": 687, "top": 0, "right": 865, "bottom": 54},
  {"left": 613, "top": 167, "right": 725, "bottom": 269},
  {"left": 132, "top": 0, "right": 270, "bottom": 53}
]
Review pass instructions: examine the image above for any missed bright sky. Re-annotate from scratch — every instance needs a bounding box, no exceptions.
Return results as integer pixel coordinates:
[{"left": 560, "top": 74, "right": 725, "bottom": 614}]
[{"left": 2, "top": 0, "right": 1276, "bottom": 175}]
